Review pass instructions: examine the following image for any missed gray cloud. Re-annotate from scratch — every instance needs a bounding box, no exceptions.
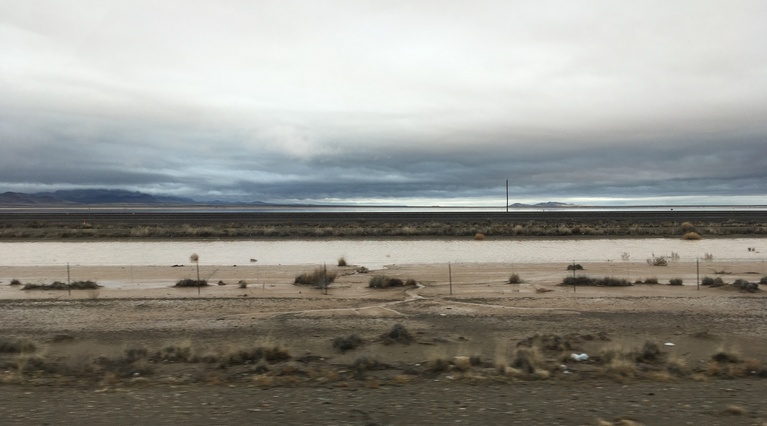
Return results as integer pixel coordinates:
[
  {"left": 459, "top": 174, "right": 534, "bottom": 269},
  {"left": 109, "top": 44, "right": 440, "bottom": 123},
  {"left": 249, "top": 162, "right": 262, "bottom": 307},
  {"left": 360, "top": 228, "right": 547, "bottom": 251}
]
[{"left": 1, "top": 1, "right": 766, "bottom": 205}]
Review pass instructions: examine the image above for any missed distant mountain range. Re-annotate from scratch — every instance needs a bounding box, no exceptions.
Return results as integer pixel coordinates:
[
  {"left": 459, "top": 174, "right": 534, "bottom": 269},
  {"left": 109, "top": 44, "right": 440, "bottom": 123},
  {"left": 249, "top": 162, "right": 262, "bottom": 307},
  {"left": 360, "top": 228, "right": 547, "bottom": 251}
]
[
  {"left": 0, "top": 189, "right": 576, "bottom": 207},
  {"left": 509, "top": 202, "right": 575, "bottom": 208},
  {"left": 0, "top": 189, "right": 197, "bottom": 205}
]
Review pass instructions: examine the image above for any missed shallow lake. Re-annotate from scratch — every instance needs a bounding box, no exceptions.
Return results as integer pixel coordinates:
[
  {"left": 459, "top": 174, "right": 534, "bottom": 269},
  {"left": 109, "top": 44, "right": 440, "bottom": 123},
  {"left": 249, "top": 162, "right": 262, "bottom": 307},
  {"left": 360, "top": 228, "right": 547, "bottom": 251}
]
[{"left": 0, "top": 238, "right": 764, "bottom": 268}]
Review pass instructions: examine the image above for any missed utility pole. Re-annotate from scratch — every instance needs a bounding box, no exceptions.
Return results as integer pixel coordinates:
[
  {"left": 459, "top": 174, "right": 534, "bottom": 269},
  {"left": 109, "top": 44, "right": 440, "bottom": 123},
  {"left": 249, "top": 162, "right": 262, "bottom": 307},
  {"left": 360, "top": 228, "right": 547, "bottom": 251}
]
[{"left": 506, "top": 179, "right": 509, "bottom": 212}]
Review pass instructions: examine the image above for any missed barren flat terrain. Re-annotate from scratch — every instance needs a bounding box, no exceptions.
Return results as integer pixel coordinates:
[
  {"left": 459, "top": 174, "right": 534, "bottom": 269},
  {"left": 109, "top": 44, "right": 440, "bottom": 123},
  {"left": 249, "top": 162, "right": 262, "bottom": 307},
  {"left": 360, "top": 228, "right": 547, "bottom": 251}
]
[
  {"left": 3, "top": 259, "right": 767, "bottom": 425},
  {"left": 2, "top": 210, "right": 767, "bottom": 424}
]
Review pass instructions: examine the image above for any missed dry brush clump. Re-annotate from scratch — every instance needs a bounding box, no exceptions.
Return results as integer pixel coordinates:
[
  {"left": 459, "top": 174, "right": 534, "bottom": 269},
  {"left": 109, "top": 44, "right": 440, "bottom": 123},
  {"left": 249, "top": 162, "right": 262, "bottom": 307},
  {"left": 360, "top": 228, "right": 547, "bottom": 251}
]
[
  {"left": 368, "top": 275, "right": 417, "bottom": 288},
  {"left": 702, "top": 349, "right": 767, "bottom": 378},
  {"left": 381, "top": 323, "right": 414, "bottom": 345},
  {"left": 732, "top": 279, "right": 759, "bottom": 293},
  {"left": 701, "top": 276, "right": 726, "bottom": 287},
  {"left": 332, "top": 334, "right": 364, "bottom": 353},
  {"left": 561, "top": 276, "right": 631, "bottom": 287},
  {"left": 21, "top": 280, "right": 100, "bottom": 290},
  {"left": 646, "top": 254, "right": 668, "bottom": 266},
  {"left": 174, "top": 279, "right": 208, "bottom": 288},
  {"left": 508, "top": 273, "right": 522, "bottom": 284},
  {"left": 0, "top": 338, "right": 37, "bottom": 354},
  {"left": 294, "top": 268, "right": 337, "bottom": 288}
]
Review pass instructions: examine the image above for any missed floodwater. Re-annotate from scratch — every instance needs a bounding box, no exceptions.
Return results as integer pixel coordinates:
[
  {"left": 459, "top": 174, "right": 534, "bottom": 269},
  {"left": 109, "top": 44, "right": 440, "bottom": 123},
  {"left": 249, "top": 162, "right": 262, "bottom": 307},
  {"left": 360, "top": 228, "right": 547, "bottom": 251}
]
[{"left": 0, "top": 238, "right": 764, "bottom": 268}]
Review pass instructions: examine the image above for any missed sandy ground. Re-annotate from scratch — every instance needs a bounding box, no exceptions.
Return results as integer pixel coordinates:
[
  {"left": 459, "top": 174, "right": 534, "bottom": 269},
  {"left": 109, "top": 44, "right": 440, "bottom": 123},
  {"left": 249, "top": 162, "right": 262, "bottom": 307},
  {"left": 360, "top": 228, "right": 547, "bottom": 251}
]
[{"left": 2, "top": 261, "right": 767, "bottom": 425}]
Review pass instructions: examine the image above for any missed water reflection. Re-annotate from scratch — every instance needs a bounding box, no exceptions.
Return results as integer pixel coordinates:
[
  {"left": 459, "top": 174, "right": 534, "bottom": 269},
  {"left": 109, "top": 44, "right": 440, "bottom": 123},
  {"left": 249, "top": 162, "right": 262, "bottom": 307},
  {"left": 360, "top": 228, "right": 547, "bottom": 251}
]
[{"left": 0, "top": 238, "right": 764, "bottom": 268}]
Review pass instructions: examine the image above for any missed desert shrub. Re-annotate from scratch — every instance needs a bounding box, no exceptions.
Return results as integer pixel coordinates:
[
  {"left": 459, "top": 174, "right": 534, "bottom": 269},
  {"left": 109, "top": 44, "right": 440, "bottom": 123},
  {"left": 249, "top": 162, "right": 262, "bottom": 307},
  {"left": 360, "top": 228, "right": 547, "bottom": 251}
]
[
  {"left": 643, "top": 277, "right": 659, "bottom": 284},
  {"left": 703, "top": 253, "right": 714, "bottom": 261},
  {"left": 355, "top": 266, "right": 369, "bottom": 274},
  {"left": 508, "top": 273, "right": 522, "bottom": 284},
  {"left": 647, "top": 255, "right": 668, "bottom": 266},
  {"left": 635, "top": 341, "right": 663, "bottom": 363},
  {"left": 682, "top": 231, "right": 702, "bottom": 240},
  {"left": 218, "top": 345, "right": 290, "bottom": 365},
  {"left": 517, "top": 334, "right": 574, "bottom": 352},
  {"left": 351, "top": 356, "right": 384, "bottom": 378},
  {"left": 427, "top": 357, "right": 452, "bottom": 373},
  {"left": 701, "top": 276, "right": 715, "bottom": 286},
  {"left": 382, "top": 324, "right": 413, "bottom": 345},
  {"left": 474, "top": 233, "right": 486, "bottom": 240},
  {"left": 601, "top": 277, "right": 631, "bottom": 287},
  {"left": 562, "top": 276, "right": 631, "bottom": 287},
  {"left": 760, "top": 276, "right": 767, "bottom": 285},
  {"left": 10, "top": 279, "right": 21, "bottom": 286},
  {"left": 123, "top": 347, "right": 149, "bottom": 363},
  {"left": 712, "top": 351, "right": 740, "bottom": 363},
  {"left": 337, "top": 257, "right": 347, "bottom": 267},
  {"left": 733, "top": 279, "right": 759, "bottom": 293},
  {"left": 562, "top": 276, "right": 595, "bottom": 286},
  {"left": 509, "top": 348, "right": 544, "bottom": 374},
  {"left": 262, "top": 346, "right": 292, "bottom": 363},
  {"left": 22, "top": 281, "right": 100, "bottom": 290},
  {"left": 368, "top": 275, "right": 404, "bottom": 288},
  {"left": 294, "top": 268, "right": 336, "bottom": 287},
  {"left": 680, "top": 221, "right": 696, "bottom": 232},
  {"left": 566, "top": 264, "right": 584, "bottom": 271},
  {"left": 174, "top": 279, "right": 208, "bottom": 288},
  {"left": 0, "top": 338, "right": 36, "bottom": 354},
  {"left": 151, "top": 344, "right": 193, "bottom": 362},
  {"left": 332, "top": 334, "right": 364, "bottom": 353},
  {"left": 71, "top": 280, "right": 99, "bottom": 289},
  {"left": 669, "top": 278, "right": 683, "bottom": 286},
  {"left": 238, "top": 280, "right": 247, "bottom": 288}
]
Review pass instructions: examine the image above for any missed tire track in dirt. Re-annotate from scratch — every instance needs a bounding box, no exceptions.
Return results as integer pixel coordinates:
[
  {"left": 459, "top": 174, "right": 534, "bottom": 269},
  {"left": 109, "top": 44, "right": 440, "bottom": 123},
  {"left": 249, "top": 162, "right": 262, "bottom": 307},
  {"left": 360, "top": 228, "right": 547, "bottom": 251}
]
[{"left": 222, "top": 282, "right": 581, "bottom": 320}]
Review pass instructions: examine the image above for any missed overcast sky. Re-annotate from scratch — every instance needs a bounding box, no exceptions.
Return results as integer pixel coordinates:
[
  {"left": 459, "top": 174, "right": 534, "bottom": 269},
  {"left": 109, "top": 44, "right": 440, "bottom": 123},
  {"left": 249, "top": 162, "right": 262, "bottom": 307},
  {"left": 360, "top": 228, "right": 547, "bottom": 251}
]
[{"left": 1, "top": 1, "right": 766, "bottom": 205}]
